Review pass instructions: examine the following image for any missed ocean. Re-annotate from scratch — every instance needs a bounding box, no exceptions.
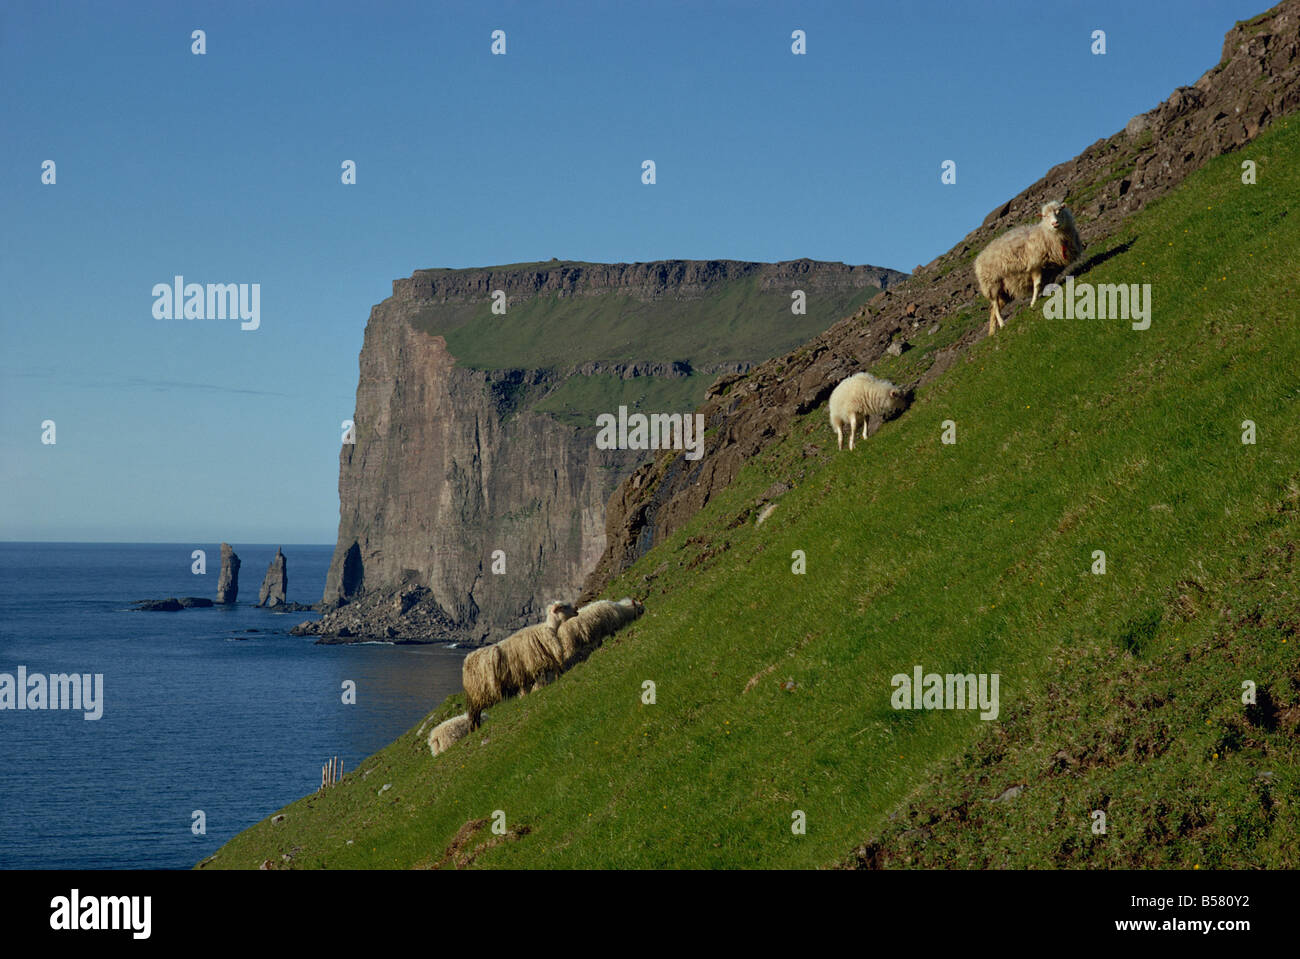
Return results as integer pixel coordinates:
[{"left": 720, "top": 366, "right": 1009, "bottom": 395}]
[{"left": 0, "top": 542, "right": 468, "bottom": 870}]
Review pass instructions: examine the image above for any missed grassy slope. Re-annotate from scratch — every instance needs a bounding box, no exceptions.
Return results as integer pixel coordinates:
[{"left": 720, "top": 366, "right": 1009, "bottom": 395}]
[
  {"left": 411, "top": 274, "right": 883, "bottom": 370},
  {"left": 533, "top": 373, "right": 711, "bottom": 427},
  {"left": 208, "top": 120, "right": 1298, "bottom": 870}
]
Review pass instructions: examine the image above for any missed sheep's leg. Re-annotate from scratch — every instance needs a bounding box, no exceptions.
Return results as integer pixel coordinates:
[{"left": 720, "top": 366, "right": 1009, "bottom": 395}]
[
  {"left": 848, "top": 413, "right": 857, "bottom": 451},
  {"left": 862, "top": 416, "right": 870, "bottom": 440},
  {"left": 834, "top": 422, "right": 843, "bottom": 450},
  {"left": 1030, "top": 271, "right": 1042, "bottom": 307}
]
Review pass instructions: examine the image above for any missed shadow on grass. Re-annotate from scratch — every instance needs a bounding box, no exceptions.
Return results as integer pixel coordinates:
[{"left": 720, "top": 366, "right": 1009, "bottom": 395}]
[{"left": 1071, "top": 237, "right": 1138, "bottom": 279}]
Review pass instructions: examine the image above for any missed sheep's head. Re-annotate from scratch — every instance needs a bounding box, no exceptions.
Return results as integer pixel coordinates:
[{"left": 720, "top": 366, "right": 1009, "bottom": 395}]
[
  {"left": 617, "top": 597, "right": 646, "bottom": 618},
  {"left": 884, "top": 386, "right": 912, "bottom": 418},
  {"left": 1040, "top": 200, "right": 1073, "bottom": 233},
  {"left": 547, "top": 602, "right": 578, "bottom": 627}
]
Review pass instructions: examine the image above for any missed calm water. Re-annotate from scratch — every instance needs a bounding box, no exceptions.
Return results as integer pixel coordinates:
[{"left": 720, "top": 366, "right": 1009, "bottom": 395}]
[{"left": 0, "top": 542, "right": 467, "bottom": 869}]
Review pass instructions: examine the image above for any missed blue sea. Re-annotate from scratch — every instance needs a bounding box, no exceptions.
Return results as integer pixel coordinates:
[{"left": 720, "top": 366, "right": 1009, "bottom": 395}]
[{"left": 0, "top": 542, "right": 467, "bottom": 870}]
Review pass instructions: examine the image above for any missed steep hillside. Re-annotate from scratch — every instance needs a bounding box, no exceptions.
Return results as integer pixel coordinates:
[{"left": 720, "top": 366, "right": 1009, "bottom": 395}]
[
  {"left": 303, "top": 259, "right": 903, "bottom": 644},
  {"left": 208, "top": 109, "right": 1299, "bottom": 869},
  {"left": 583, "top": 0, "right": 1300, "bottom": 599}
]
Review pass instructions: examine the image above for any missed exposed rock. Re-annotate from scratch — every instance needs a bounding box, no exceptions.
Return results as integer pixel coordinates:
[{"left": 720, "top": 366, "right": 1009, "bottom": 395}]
[
  {"left": 257, "top": 547, "right": 288, "bottom": 608},
  {"left": 216, "top": 543, "right": 240, "bottom": 604},
  {"left": 293, "top": 582, "right": 462, "bottom": 644},
  {"left": 570, "top": 359, "right": 755, "bottom": 380},
  {"left": 134, "top": 598, "right": 183, "bottom": 612},
  {"left": 264, "top": 601, "right": 316, "bottom": 613},
  {"left": 178, "top": 597, "right": 213, "bottom": 608},
  {"left": 761, "top": 482, "right": 791, "bottom": 500},
  {"left": 582, "top": 0, "right": 1300, "bottom": 599},
  {"left": 1125, "top": 112, "right": 1153, "bottom": 139}
]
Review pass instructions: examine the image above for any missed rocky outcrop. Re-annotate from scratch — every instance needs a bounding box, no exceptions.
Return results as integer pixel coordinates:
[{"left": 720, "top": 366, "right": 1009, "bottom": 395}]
[
  {"left": 582, "top": 0, "right": 1300, "bottom": 599},
  {"left": 133, "top": 597, "right": 214, "bottom": 611},
  {"left": 257, "top": 548, "right": 287, "bottom": 608},
  {"left": 570, "top": 360, "right": 754, "bottom": 379},
  {"left": 216, "top": 543, "right": 240, "bottom": 604},
  {"left": 292, "top": 584, "right": 462, "bottom": 644},
  {"left": 312, "top": 259, "right": 905, "bottom": 644},
  {"left": 134, "top": 598, "right": 184, "bottom": 612}
]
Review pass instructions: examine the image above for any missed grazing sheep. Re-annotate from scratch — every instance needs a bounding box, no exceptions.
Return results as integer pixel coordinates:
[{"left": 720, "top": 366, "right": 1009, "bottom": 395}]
[
  {"left": 428, "top": 712, "right": 471, "bottom": 757},
  {"left": 557, "top": 597, "right": 645, "bottom": 666},
  {"left": 536, "top": 601, "right": 578, "bottom": 672},
  {"left": 463, "top": 643, "right": 506, "bottom": 730},
  {"left": 975, "top": 200, "right": 1083, "bottom": 336},
  {"left": 462, "top": 602, "right": 576, "bottom": 728},
  {"left": 500, "top": 622, "right": 563, "bottom": 695},
  {"left": 828, "top": 372, "right": 907, "bottom": 451}
]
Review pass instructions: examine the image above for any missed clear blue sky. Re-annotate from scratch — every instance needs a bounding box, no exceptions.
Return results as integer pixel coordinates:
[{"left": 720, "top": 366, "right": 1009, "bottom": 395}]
[{"left": 0, "top": 0, "right": 1267, "bottom": 543}]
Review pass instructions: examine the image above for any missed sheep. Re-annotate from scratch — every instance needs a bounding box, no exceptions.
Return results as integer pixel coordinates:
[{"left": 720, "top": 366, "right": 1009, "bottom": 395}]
[
  {"left": 827, "top": 372, "right": 907, "bottom": 451},
  {"left": 462, "top": 601, "right": 576, "bottom": 729},
  {"left": 975, "top": 200, "right": 1083, "bottom": 337},
  {"left": 428, "top": 712, "right": 471, "bottom": 757},
  {"left": 462, "top": 643, "right": 506, "bottom": 730},
  {"left": 499, "top": 608, "right": 569, "bottom": 695},
  {"left": 535, "top": 601, "right": 578, "bottom": 672},
  {"left": 557, "top": 597, "right": 645, "bottom": 666}
]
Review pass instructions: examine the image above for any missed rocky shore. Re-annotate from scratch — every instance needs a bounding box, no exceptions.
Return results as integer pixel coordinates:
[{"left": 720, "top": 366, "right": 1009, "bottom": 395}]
[{"left": 289, "top": 584, "right": 470, "bottom": 645}]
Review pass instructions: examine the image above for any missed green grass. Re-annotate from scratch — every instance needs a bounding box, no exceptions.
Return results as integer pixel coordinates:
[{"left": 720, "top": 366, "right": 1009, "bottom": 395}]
[
  {"left": 208, "top": 119, "right": 1299, "bottom": 870},
  {"left": 412, "top": 274, "right": 882, "bottom": 370},
  {"left": 870, "top": 309, "right": 971, "bottom": 384},
  {"left": 533, "top": 373, "right": 710, "bottom": 427}
]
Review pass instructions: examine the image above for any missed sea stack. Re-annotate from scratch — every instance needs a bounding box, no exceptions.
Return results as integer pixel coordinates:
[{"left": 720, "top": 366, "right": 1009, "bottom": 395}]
[
  {"left": 258, "top": 547, "right": 288, "bottom": 607},
  {"left": 216, "top": 543, "right": 241, "bottom": 604}
]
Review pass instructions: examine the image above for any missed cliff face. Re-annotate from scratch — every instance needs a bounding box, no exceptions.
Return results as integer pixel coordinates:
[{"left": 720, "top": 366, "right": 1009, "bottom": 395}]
[
  {"left": 400, "top": 259, "right": 901, "bottom": 305},
  {"left": 313, "top": 259, "right": 907, "bottom": 643},
  {"left": 582, "top": 0, "right": 1300, "bottom": 599},
  {"left": 320, "top": 299, "right": 632, "bottom": 637}
]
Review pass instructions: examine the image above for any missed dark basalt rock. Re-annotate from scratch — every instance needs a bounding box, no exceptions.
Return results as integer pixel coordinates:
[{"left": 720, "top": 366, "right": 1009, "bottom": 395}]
[
  {"left": 134, "top": 598, "right": 183, "bottom": 612},
  {"left": 216, "top": 543, "right": 241, "bottom": 604},
  {"left": 257, "top": 547, "right": 288, "bottom": 608}
]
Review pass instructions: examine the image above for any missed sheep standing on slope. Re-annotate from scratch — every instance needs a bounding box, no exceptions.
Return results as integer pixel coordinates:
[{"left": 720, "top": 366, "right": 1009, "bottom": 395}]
[
  {"left": 828, "top": 372, "right": 907, "bottom": 451},
  {"left": 975, "top": 200, "right": 1083, "bottom": 337},
  {"left": 428, "top": 713, "right": 471, "bottom": 757},
  {"left": 501, "top": 602, "right": 576, "bottom": 695},
  {"left": 462, "top": 601, "right": 575, "bottom": 729},
  {"left": 557, "top": 597, "right": 645, "bottom": 668},
  {"left": 462, "top": 643, "right": 504, "bottom": 730}
]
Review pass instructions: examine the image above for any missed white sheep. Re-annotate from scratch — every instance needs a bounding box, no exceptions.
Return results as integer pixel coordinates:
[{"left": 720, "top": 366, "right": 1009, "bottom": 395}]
[
  {"left": 557, "top": 597, "right": 645, "bottom": 666},
  {"left": 427, "top": 712, "right": 471, "bottom": 757},
  {"left": 975, "top": 200, "right": 1083, "bottom": 336},
  {"left": 828, "top": 372, "right": 907, "bottom": 451},
  {"left": 463, "top": 601, "right": 576, "bottom": 728}
]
